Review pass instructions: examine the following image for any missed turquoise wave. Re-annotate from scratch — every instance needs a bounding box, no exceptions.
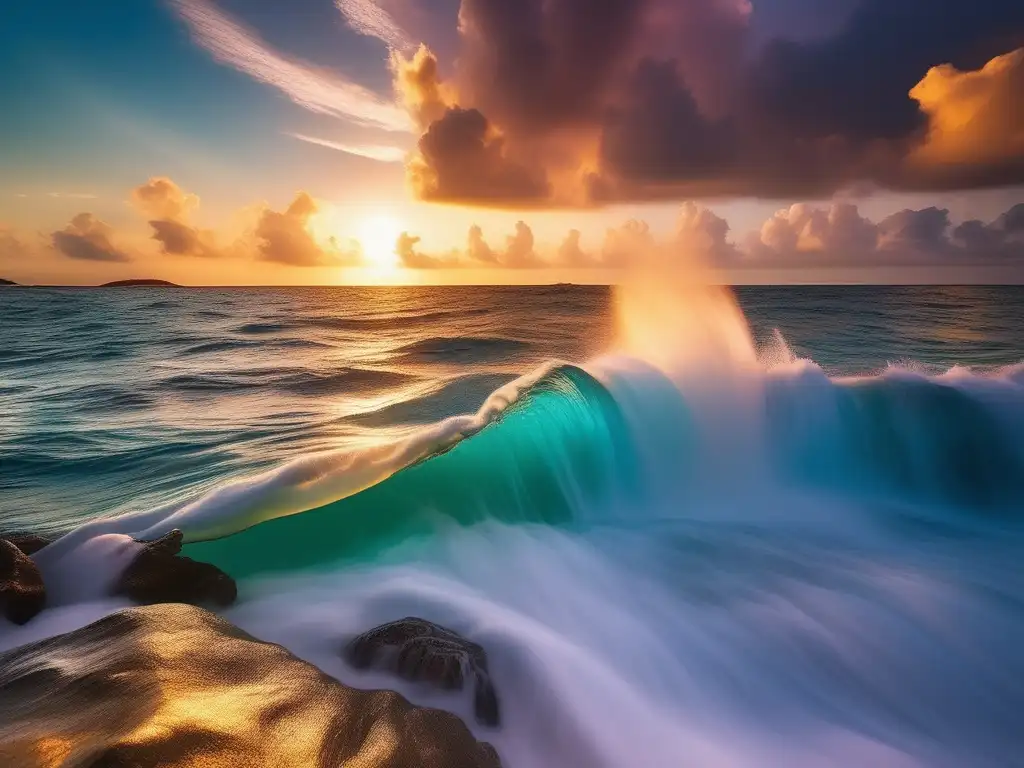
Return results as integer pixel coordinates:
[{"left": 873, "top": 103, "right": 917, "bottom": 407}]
[
  {"left": 766, "top": 372, "right": 1024, "bottom": 511},
  {"left": 183, "top": 365, "right": 640, "bottom": 578},
  {"left": 181, "top": 362, "right": 1024, "bottom": 581}
]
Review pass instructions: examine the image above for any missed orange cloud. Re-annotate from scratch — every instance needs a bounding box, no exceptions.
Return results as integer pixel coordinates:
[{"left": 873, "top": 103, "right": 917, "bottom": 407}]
[
  {"left": 391, "top": 45, "right": 451, "bottom": 130},
  {"left": 908, "top": 48, "right": 1024, "bottom": 184},
  {"left": 255, "top": 192, "right": 360, "bottom": 267},
  {"left": 557, "top": 229, "right": 590, "bottom": 267},
  {"left": 131, "top": 177, "right": 198, "bottom": 221},
  {"left": 131, "top": 177, "right": 220, "bottom": 258}
]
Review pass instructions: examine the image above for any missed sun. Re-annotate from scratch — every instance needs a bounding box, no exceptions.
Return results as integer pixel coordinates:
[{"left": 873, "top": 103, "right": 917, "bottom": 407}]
[{"left": 359, "top": 214, "right": 402, "bottom": 270}]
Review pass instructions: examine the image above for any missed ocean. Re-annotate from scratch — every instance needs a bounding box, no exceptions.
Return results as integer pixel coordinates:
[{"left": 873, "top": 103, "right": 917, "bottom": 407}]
[{"left": 2, "top": 283, "right": 1024, "bottom": 766}]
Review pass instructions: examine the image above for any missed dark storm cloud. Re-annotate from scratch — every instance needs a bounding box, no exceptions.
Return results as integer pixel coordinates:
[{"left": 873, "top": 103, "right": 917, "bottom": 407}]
[
  {"left": 396, "top": 0, "right": 1024, "bottom": 206},
  {"left": 455, "top": 0, "right": 646, "bottom": 134},
  {"left": 598, "top": 59, "right": 735, "bottom": 184},
  {"left": 750, "top": 0, "right": 1024, "bottom": 144},
  {"left": 51, "top": 214, "right": 131, "bottom": 262}
]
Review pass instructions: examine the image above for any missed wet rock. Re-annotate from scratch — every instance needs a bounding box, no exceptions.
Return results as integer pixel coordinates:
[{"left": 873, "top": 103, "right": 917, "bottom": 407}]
[
  {"left": 0, "top": 539, "right": 45, "bottom": 625},
  {"left": 346, "top": 617, "right": 501, "bottom": 727},
  {"left": 0, "top": 604, "right": 502, "bottom": 767},
  {"left": 4, "top": 534, "right": 51, "bottom": 557},
  {"left": 114, "top": 530, "right": 237, "bottom": 608}
]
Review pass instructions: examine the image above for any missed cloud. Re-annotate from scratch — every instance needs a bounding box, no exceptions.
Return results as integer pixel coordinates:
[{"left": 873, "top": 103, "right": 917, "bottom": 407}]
[
  {"left": 391, "top": 45, "right": 452, "bottom": 131},
  {"left": 27, "top": 180, "right": 1024, "bottom": 276},
  {"left": 394, "top": 0, "right": 1024, "bottom": 207},
  {"left": 170, "top": 0, "right": 411, "bottom": 132},
  {"left": 745, "top": 203, "right": 879, "bottom": 265},
  {"left": 397, "top": 221, "right": 541, "bottom": 269},
  {"left": 602, "top": 220, "right": 656, "bottom": 267},
  {"left": 288, "top": 133, "right": 406, "bottom": 162},
  {"left": 501, "top": 221, "right": 539, "bottom": 267},
  {"left": 997, "top": 203, "right": 1024, "bottom": 234},
  {"left": 131, "top": 177, "right": 220, "bottom": 257},
  {"left": 557, "top": 229, "right": 590, "bottom": 267},
  {"left": 395, "top": 231, "right": 460, "bottom": 268},
  {"left": 392, "top": 45, "right": 552, "bottom": 205},
  {"left": 464, "top": 221, "right": 540, "bottom": 268},
  {"left": 877, "top": 207, "right": 952, "bottom": 256},
  {"left": 743, "top": 202, "right": 1023, "bottom": 267},
  {"left": 0, "top": 227, "right": 33, "bottom": 261},
  {"left": 466, "top": 224, "right": 496, "bottom": 264},
  {"left": 408, "top": 107, "right": 551, "bottom": 205},
  {"left": 598, "top": 60, "right": 735, "bottom": 186},
  {"left": 335, "top": 0, "right": 412, "bottom": 50},
  {"left": 131, "top": 177, "right": 198, "bottom": 221},
  {"left": 52, "top": 213, "right": 131, "bottom": 262},
  {"left": 676, "top": 202, "right": 738, "bottom": 264},
  {"left": 47, "top": 192, "right": 98, "bottom": 200},
  {"left": 954, "top": 204, "right": 1024, "bottom": 259},
  {"left": 255, "top": 192, "right": 357, "bottom": 267},
  {"left": 906, "top": 48, "right": 1024, "bottom": 188},
  {"left": 467, "top": 202, "right": 1024, "bottom": 270}
]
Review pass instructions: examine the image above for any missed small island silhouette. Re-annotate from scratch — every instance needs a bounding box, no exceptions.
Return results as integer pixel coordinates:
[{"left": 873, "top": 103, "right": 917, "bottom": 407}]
[
  {"left": 0, "top": 278, "right": 17, "bottom": 286},
  {"left": 100, "top": 279, "right": 181, "bottom": 287}
]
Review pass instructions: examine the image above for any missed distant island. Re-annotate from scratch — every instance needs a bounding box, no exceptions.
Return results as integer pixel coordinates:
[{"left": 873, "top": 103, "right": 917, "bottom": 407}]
[
  {"left": 0, "top": 278, "right": 17, "bottom": 286},
  {"left": 99, "top": 279, "right": 181, "bottom": 287}
]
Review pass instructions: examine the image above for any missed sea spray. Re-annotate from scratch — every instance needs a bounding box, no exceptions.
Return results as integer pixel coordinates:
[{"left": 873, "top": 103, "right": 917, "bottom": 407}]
[{"left": 602, "top": 234, "right": 770, "bottom": 511}]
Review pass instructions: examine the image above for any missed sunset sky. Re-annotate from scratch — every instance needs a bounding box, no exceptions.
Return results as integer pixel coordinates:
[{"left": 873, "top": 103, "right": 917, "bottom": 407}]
[{"left": 2, "top": 0, "right": 1023, "bottom": 285}]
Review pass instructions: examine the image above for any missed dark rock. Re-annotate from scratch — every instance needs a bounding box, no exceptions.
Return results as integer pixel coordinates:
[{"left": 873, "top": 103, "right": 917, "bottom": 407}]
[
  {"left": 113, "top": 530, "right": 237, "bottom": 608},
  {"left": 99, "top": 279, "right": 180, "bottom": 287},
  {"left": 5, "top": 534, "right": 51, "bottom": 556},
  {"left": 0, "top": 539, "right": 45, "bottom": 625},
  {"left": 346, "top": 617, "right": 501, "bottom": 727},
  {"left": 0, "top": 604, "right": 502, "bottom": 767}
]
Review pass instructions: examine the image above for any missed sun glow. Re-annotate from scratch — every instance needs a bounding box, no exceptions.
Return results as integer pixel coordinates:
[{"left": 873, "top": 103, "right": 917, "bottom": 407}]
[{"left": 359, "top": 214, "right": 402, "bottom": 270}]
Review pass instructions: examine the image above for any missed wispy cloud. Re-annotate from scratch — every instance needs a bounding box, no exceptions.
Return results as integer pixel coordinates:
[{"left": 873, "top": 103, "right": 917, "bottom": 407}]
[
  {"left": 48, "top": 192, "right": 98, "bottom": 199},
  {"left": 169, "top": 0, "right": 412, "bottom": 132},
  {"left": 335, "top": 0, "right": 412, "bottom": 51},
  {"left": 288, "top": 133, "right": 406, "bottom": 162}
]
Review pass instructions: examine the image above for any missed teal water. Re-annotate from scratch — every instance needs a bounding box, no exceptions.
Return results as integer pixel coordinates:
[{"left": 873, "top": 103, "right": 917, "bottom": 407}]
[{"left": 2, "top": 284, "right": 1024, "bottom": 767}]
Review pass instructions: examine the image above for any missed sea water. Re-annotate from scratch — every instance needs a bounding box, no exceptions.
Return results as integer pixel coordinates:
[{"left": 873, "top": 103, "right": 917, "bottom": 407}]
[{"left": 2, "top": 281, "right": 1023, "bottom": 767}]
